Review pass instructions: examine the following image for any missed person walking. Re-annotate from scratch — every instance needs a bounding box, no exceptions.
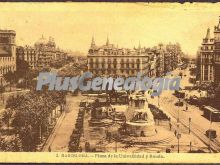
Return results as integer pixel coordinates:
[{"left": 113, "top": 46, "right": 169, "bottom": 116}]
[{"left": 174, "top": 130, "right": 177, "bottom": 136}]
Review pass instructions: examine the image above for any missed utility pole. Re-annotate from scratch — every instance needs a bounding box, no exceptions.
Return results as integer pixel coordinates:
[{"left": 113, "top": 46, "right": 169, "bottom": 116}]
[
  {"left": 189, "top": 117, "right": 191, "bottom": 134},
  {"left": 177, "top": 95, "right": 181, "bottom": 153},
  {"left": 209, "top": 111, "right": 212, "bottom": 153},
  {"left": 177, "top": 122, "right": 181, "bottom": 153}
]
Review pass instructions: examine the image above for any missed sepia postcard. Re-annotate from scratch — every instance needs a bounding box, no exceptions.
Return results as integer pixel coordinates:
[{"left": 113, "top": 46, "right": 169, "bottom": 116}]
[{"left": 0, "top": 2, "right": 220, "bottom": 164}]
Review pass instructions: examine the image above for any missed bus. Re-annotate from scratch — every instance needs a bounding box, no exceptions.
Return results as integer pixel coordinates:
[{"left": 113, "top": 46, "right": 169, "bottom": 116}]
[{"left": 202, "top": 106, "right": 220, "bottom": 122}]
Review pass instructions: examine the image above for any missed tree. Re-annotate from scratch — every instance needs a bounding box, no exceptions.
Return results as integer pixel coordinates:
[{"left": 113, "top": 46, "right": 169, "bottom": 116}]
[
  {"left": 1, "top": 109, "right": 13, "bottom": 130},
  {"left": 0, "top": 86, "right": 5, "bottom": 104},
  {"left": 3, "top": 71, "right": 15, "bottom": 91},
  {"left": 0, "top": 135, "right": 22, "bottom": 151},
  {"left": 7, "top": 91, "right": 67, "bottom": 151},
  {"left": 213, "top": 84, "right": 220, "bottom": 109},
  {"left": 16, "top": 59, "right": 30, "bottom": 79}
]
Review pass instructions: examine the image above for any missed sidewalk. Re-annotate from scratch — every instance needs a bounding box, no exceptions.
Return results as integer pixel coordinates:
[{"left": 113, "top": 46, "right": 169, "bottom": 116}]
[
  {"left": 41, "top": 111, "right": 66, "bottom": 151},
  {"left": 42, "top": 94, "right": 84, "bottom": 152}
]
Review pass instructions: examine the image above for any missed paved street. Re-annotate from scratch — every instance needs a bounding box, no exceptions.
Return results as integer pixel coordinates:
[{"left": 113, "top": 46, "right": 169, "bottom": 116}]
[
  {"left": 147, "top": 67, "right": 220, "bottom": 152},
  {"left": 42, "top": 94, "right": 85, "bottom": 152}
]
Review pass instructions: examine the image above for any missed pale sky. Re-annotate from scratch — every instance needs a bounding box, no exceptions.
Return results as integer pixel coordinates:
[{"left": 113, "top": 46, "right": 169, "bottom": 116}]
[{"left": 0, "top": 3, "right": 220, "bottom": 57}]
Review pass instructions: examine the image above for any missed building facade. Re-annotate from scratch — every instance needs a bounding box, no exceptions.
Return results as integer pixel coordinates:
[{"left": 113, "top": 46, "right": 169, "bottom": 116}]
[
  {"left": 87, "top": 37, "right": 152, "bottom": 77},
  {"left": 16, "top": 35, "right": 68, "bottom": 70},
  {"left": 200, "top": 28, "right": 214, "bottom": 82},
  {"left": 87, "top": 37, "right": 183, "bottom": 78},
  {"left": 199, "top": 17, "right": 220, "bottom": 83},
  {"left": 0, "top": 30, "right": 16, "bottom": 86},
  {"left": 214, "top": 18, "right": 220, "bottom": 83},
  {"left": 34, "top": 36, "right": 56, "bottom": 68},
  {"left": 16, "top": 46, "right": 39, "bottom": 69}
]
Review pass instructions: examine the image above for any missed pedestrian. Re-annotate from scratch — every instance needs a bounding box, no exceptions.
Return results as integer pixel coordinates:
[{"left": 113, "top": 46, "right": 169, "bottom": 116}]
[
  {"left": 168, "top": 117, "right": 171, "bottom": 122},
  {"left": 189, "top": 141, "right": 192, "bottom": 152},
  {"left": 174, "top": 130, "right": 177, "bottom": 136},
  {"left": 169, "top": 122, "right": 172, "bottom": 131}
]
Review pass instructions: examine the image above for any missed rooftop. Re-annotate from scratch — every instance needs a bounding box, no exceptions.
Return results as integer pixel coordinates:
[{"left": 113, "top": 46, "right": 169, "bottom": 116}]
[{"left": 0, "top": 29, "right": 16, "bottom": 34}]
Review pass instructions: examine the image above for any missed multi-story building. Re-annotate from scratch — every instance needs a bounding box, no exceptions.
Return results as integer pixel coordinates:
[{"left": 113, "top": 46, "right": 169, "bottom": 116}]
[
  {"left": 214, "top": 17, "right": 220, "bottom": 83},
  {"left": 199, "top": 17, "right": 220, "bottom": 83},
  {"left": 55, "top": 48, "right": 67, "bottom": 60},
  {"left": 87, "top": 37, "right": 151, "bottom": 77},
  {"left": 16, "top": 46, "right": 39, "bottom": 69},
  {"left": 164, "top": 51, "right": 172, "bottom": 74},
  {"left": 87, "top": 37, "right": 183, "bottom": 78},
  {"left": 166, "top": 43, "right": 182, "bottom": 71},
  {"left": 151, "top": 44, "right": 165, "bottom": 77},
  {"left": 0, "top": 30, "right": 16, "bottom": 86},
  {"left": 200, "top": 28, "right": 214, "bottom": 82},
  {"left": 196, "top": 47, "right": 201, "bottom": 81},
  {"left": 34, "top": 36, "right": 56, "bottom": 68},
  {"left": 16, "top": 35, "right": 68, "bottom": 70}
]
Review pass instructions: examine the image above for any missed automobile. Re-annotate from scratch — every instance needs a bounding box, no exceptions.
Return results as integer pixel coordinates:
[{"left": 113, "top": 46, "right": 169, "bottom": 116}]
[
  {"left": 184, "top": 86, "right": 193, "bottom": 90},
  {"left": 79, "top": 100, "right": 87, "bottom": 108},
  {"left": 188, "top": 96, "right": 200, "bottom": 105},
  {"left": 205, "top": 129, "right": 217, "bottom": 139},
  {"left": 16, "top": 88, "right": 22, "bottom": 91}
]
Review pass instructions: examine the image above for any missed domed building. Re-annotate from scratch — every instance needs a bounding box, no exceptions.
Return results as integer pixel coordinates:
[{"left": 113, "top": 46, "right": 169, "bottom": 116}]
[{"left": 34, "top": 35, "right": 58, "bottom": 68}]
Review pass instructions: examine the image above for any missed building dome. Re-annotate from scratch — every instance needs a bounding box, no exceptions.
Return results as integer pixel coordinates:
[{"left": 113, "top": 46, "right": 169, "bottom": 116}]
[
  {"left": 35, "top": 35, "right": 48, "bottom": 47},
  {"left": 47, "top": 37, "right": 56, "bottom": 48}
]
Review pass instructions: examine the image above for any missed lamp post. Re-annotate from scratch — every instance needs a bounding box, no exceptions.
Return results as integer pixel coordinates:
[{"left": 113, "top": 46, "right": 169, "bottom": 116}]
[
  {"left": 177, "top": 122, "right": 181, "bottom": 153},
  {"left": 177, "top": 98, "right": 180, "bottom": 123},
  {"left": 177, "top": 95, "right": 181, "bottom": 153},
  {"left": 185, "top": 98, "right": 188, "bottom": 111},
  {"left": 189, "top": 117, "right": 191, "bottom": 134},
  {"left": 158, "top": 96, "right": 160, "bottom": 108},
  {"left": 209, "top": 111, "right": 212, "bottom": 153}
]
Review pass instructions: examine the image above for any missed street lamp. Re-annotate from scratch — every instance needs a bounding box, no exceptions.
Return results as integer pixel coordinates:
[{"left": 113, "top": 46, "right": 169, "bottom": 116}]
[
  {"left": 177, "top": 133, "right": 181, "bottom": 153},
  {"left": 209, "top": 111, "right": 212, "bottom": 153},
  {"left": 177, "top": 98, "right": 181, "bottom": 123},
  {"left": 189, "top": 117, "right": 191, "bottom": 134},
  {"left": 176, "top": 121, "right": 181, "bottom": 153},
  {"left": 158, "top": 96, "right": 160, "bottom": 108}
]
